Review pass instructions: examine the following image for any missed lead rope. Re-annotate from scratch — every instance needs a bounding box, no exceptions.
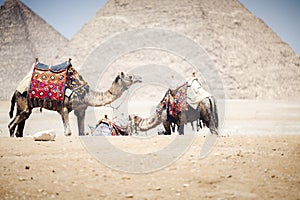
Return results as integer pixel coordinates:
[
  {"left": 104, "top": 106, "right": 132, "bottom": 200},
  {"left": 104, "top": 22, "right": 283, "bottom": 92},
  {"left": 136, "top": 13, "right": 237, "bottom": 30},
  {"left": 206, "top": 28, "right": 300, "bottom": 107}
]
[{"left": 104, "top": 89, "right": 129, "bottom": 111}]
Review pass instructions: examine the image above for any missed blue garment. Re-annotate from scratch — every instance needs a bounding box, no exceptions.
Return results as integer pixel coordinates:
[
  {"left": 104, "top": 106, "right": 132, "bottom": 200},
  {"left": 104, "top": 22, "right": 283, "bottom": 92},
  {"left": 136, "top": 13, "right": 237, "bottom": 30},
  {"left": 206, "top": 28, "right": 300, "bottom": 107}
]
[{"left": 92, "top": 122, "right": 112, "bottom": 136}]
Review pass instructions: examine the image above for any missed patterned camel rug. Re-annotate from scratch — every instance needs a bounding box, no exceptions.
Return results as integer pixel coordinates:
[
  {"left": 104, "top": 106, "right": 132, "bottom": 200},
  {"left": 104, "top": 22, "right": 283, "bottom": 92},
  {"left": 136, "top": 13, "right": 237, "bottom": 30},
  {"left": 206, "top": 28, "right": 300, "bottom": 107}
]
[{"left": 29, "top": 61, "right": 70, "bottom": 110}]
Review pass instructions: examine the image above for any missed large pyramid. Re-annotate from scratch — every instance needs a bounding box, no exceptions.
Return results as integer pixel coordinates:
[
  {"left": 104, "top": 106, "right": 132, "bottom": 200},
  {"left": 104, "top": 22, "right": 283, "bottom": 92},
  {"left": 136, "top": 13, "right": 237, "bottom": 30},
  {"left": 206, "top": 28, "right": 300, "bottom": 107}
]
[
  {"left": 0, "top": 0, "right": 68, "bottom": 100},
  {"left": 57, "top": 0, "right": 300, "bottom": 99}
]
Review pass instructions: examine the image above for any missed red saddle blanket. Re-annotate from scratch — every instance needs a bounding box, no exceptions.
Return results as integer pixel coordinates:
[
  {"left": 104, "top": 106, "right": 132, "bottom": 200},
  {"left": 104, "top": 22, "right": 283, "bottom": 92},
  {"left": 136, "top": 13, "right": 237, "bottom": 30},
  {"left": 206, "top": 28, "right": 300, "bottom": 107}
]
[
  {"left": 159, "top": 83, "right": 188, "bottom": 117},
  {"left": 29, "top": 63, "right": 68, "bottom": 110}
]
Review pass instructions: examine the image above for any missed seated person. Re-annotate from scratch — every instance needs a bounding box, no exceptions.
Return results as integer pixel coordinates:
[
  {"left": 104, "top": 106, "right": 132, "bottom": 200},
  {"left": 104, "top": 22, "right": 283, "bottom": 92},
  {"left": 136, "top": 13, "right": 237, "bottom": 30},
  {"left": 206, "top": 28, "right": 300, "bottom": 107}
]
[
  {"left": 91, "top": 115, "right": 128, "bottom": 136},
  {"left": 91, "top": 115, "right": 112, "bottom": 136}
]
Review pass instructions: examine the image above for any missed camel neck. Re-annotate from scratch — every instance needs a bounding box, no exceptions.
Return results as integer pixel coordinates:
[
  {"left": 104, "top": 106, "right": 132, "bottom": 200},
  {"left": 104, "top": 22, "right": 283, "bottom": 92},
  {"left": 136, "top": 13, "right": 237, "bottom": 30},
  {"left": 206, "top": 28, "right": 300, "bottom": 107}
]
[
  {"left": 84, "top": 89, "right": 119, "bottom": 107},
  {"left": 137, "top": 112, "right": 161, "bottom": 131}
]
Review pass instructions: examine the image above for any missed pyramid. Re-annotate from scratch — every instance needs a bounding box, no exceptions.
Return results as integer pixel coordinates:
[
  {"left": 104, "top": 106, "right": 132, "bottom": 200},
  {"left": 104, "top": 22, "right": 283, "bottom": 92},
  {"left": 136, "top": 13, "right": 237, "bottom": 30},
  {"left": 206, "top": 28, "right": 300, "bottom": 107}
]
[
  {"left": 57, "top": 0, "right": 300, "bottom": 99},
  {"left": 0, "top": 0, "right": 68, "bottom": 100}
]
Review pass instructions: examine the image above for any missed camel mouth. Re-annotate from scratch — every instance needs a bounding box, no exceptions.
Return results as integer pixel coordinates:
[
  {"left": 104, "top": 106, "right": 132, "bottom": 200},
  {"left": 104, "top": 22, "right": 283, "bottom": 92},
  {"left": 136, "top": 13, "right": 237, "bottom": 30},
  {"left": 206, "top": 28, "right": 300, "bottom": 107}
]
[{"left": 132, "top": 75, "right": 142, "bottom": 83}]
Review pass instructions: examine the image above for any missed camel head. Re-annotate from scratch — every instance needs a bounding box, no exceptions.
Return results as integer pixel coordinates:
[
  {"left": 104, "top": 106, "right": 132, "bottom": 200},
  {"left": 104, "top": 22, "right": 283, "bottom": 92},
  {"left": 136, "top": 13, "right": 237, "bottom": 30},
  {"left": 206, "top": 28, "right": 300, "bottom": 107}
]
[
  {"left": 128, "top": 114, "right": 143, "bottom": 134},
  {"left": 128, "top": 114, "right": 142, "bottom": 126},
  {"left": 109, "top": 72, "right": 142, "bottom": 95},
  {"left": 119, "top": 71, "right": 142, "bottom": 87}
]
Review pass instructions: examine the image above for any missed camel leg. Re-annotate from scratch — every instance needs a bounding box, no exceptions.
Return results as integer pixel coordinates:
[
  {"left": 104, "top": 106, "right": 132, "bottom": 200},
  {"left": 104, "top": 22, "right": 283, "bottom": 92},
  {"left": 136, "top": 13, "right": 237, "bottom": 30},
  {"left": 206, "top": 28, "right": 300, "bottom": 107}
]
[
  {"left": 171, "top": 123, "right": 176, "bottom": 133},
  {"left": 178, "top": 124, "right": 184, "bottom": 135},
  {"left": 74, "top": 109, "right": 86, "bottom": 136},
  {"left": 207, "top": 101, "right": 219, "bottom": 136},
  {"left": 8, "top": 108, "right": 21, "bottom": 136},
  {"left": 163, "top": 121, "right": 171, "bottom": 135},
  {"left": 8, "top": 115, "right": 19, "bottom": 137},
  {"left": 8, "top": 110, "right": 31, "bottom": 137},
  {"left": 16, "top": 119, "right": 26, "bottom": 137},
  {"left": 208, "top": 117, "right": 219, "bottom": 135},
  {"left": 177, "top": 113, "right": 184, "bottom": 135},
  {"left": 200, "top": 100, "right": 219, "bottom": 136},
  {"left": 191, "top": 122, "right": 195, "bottom": 131},
  {"left": 60, "top": 107, "right": 71, "bottom": 136},
  {"left": 197, "top": 119, "right": 202, "bottom": 131}
]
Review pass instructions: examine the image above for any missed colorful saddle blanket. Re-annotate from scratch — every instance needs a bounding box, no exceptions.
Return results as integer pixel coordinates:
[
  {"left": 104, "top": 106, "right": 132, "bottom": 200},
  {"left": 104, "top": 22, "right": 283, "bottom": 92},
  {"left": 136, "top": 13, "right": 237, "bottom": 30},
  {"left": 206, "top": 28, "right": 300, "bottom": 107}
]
[
  {"left": 29, "top": 61, "right": 71, "bottom": 110},
  {"left": 159, "top": 83, "right": 188, "bottom": 117},
  {"left": 174, "top": 83, "right": 188, "bottom": 113}
]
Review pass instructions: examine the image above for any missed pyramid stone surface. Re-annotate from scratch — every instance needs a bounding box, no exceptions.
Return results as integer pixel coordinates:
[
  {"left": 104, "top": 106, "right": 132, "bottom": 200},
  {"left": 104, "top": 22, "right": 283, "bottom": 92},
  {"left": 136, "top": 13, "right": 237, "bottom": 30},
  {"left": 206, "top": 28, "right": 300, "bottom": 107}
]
[
  {"left": 0, "top": 0, "right": 68, "bottom": 100},
  {"left": 57, "top": 0, "right": 300, "bottom": 99}
]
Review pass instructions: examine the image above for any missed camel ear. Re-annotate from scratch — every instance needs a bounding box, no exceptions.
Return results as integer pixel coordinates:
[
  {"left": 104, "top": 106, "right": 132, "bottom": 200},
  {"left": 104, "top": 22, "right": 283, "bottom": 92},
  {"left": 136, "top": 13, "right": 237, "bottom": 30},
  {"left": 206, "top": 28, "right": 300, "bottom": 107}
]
[{"left": 115, "top": 75, "right": 121, "bottom": 83}]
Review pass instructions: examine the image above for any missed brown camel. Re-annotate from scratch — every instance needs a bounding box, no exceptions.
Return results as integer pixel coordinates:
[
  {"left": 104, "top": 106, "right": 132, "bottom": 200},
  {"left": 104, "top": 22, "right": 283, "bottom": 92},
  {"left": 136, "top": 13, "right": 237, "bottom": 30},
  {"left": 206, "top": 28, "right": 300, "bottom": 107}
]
[
  {"left": 8, "top": 59, "right": 141, "bottom": 137},
  {"left": 129, "top": 78, "right": 218, "bottom": 135}
]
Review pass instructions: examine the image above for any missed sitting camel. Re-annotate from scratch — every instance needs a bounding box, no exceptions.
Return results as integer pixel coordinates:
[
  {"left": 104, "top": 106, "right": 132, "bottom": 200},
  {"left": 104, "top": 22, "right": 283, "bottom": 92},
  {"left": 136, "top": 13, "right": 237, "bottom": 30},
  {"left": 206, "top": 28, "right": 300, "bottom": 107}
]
[
  {"left": 129, "top": 78, "right": 218, "bottom": 135},
  {"left": 8, "top": 59, "right": 141, "bottom": 137}
]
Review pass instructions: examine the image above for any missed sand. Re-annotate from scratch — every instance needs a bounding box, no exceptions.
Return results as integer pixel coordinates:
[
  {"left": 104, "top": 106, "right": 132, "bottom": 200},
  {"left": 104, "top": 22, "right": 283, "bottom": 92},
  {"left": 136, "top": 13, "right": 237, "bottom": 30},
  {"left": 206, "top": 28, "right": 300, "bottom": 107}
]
[{"left": 0, "top": 100, "right": 300, "bottom": 199}]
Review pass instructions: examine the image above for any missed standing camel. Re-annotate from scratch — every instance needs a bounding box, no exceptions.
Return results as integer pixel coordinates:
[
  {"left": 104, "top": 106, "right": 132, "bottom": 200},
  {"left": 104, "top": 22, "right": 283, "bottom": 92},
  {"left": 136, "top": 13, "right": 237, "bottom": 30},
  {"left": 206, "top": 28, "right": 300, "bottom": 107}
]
[
  {"left": 129, "top": 78, "right": 218, "bottom": 135},
  {"left": 8, "top": 59, "right": 141, "bottom": 137}
]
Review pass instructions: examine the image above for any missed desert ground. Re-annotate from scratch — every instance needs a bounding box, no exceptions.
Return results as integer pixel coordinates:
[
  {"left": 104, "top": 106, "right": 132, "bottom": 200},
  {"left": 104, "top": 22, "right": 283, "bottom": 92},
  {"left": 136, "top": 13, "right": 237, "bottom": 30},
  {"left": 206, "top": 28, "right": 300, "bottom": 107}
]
[{"left": 0, "top": 100, "right": 299, "bottom": 199}]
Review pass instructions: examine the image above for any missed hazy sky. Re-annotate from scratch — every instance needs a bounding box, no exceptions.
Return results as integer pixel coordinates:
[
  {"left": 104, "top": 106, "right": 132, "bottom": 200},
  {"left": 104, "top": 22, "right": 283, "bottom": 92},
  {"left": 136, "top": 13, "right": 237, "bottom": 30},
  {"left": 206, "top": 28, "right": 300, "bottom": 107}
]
[{"left": 0, "top": 0, "right": 299, "bottom": 55}]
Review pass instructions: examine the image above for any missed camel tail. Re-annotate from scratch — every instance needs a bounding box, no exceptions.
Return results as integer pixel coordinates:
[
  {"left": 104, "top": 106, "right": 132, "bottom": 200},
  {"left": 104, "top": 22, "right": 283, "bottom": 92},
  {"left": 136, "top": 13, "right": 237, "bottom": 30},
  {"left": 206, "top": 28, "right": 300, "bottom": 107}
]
[
  {"left": 9, "top": 92, "right": 16, "bottom": 118},
  {"left": 209, "top": 97, "right": 219, "bottom": 129}
]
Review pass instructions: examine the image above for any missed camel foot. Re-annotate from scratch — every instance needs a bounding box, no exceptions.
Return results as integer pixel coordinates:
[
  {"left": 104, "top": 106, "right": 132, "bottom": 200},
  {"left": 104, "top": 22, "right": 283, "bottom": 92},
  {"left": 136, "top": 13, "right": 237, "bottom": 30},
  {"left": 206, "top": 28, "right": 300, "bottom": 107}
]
[
  {"left": 65, "top": 132, "right": 72, "bottom": 136},
  {"left": 8, "top": 126, "right": 15, "bottom": 137},
  {"left": 79, "top": 132, "right": 85, "bottom": 136},
  {"left": 220, "top": 133, "right": 229, "bottom": 137},
  {"left": 16, "top": 132, "right": 23, "bottom": 137}
]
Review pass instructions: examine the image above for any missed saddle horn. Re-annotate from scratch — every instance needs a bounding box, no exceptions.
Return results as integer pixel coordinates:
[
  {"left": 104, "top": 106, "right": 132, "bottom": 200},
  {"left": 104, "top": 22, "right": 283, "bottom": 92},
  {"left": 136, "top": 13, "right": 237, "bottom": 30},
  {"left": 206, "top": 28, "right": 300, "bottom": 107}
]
[{"left": 35, "top": 57, "right": 39, "bottom": 63}]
